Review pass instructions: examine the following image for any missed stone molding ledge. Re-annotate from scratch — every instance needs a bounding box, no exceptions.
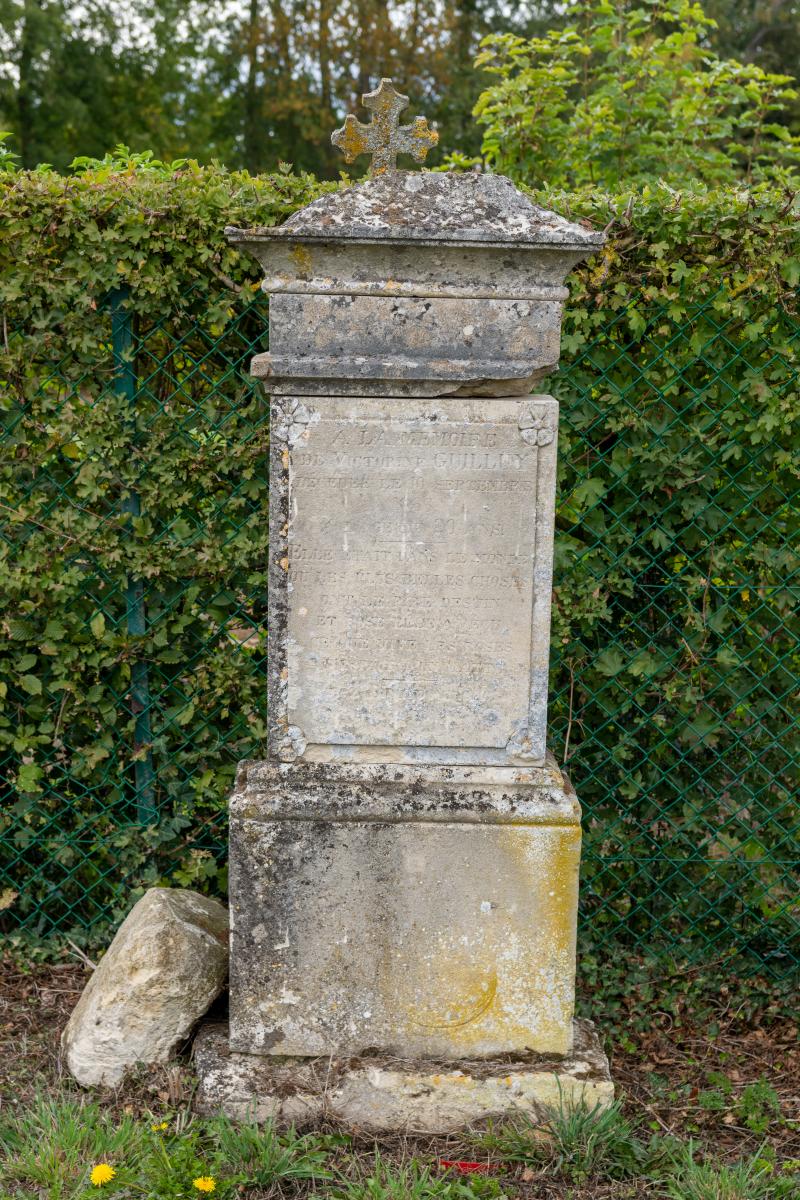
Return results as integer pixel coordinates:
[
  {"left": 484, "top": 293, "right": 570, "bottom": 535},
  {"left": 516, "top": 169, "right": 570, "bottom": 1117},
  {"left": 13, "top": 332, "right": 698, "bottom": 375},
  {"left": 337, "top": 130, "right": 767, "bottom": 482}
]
[{"left": 230, "top": 754, "right": 581, "bottom": 827}]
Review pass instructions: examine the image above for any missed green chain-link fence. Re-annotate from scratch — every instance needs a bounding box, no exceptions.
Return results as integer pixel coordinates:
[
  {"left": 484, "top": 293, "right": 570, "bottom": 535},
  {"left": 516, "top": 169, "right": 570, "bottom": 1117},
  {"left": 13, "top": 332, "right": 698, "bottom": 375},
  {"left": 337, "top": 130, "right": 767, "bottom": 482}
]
[{"left": 2, "top": 283, "right": 798, "bottom": 969}]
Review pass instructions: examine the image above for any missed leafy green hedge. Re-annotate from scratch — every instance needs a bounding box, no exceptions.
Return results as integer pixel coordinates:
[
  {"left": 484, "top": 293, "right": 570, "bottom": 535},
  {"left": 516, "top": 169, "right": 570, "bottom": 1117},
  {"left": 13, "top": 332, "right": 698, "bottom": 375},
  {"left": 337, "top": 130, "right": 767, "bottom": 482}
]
[
  {"left": 0, "top": 156, "right": 798, "bottom": 966},
  {"left": 0, "top": 156, "right": 330, "bottom": 941},
  {"left": 541, "top": 183, "right": 799, "bottom": 965}
]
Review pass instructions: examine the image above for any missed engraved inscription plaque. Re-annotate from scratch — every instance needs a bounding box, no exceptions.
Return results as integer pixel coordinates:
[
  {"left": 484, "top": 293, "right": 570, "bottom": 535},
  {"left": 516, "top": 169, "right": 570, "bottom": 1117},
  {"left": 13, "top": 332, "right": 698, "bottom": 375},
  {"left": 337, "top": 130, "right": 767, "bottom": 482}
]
[{"left": 278, "top": 395, "right": 558, "bottom": 760}]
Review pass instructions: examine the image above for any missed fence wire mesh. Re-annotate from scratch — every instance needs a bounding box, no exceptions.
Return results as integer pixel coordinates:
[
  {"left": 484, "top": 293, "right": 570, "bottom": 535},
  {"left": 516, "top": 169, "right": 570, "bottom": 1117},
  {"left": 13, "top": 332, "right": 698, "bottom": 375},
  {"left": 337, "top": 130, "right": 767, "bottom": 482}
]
[{"left": 1, "top": 285, "right": 798, "bottom": 969}]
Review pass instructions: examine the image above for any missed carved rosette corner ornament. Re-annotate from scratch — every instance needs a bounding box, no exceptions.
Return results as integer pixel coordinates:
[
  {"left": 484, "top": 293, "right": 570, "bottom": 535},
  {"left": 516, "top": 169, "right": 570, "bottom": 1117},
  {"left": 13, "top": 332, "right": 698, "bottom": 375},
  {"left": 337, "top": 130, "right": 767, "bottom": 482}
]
[
  {"left": 506, "top": 722, "right": 541, "bottom": 763},
  {"left": 276, "top": 724, "right": 307, "bottom": 763},
  {"left": 274, "top": 397, "right": 312, "bottom": 447},
  {"left": 519, "top": 404, "right": 556, "bottom": 446}
]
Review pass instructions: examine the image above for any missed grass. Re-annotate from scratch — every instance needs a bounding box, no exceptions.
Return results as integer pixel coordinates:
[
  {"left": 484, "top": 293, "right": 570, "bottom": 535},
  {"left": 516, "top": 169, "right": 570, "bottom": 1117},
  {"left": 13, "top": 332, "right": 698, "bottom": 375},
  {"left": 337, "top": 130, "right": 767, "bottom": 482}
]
[
  {"left": 0, "top": 1096, "right": 214, "bottom": 1198},
  {"left": 1, "top": 1094, "right": 798, "bottom": 1200},
  {"left": 324, "top": 1152, "right": 508, "bottom": 1198},
  {"left": 212, "top": 1117, "right": 335, "bottom": 1189},
  {"left": 0, "top": 1096, "right": 150, "bottom": 1199},
  {"left": 476, "top": 1096, "right": 678, "bottom": 1183},
  {"left": 664, "top": 1144, "right": 800, "bottom": 1200}
]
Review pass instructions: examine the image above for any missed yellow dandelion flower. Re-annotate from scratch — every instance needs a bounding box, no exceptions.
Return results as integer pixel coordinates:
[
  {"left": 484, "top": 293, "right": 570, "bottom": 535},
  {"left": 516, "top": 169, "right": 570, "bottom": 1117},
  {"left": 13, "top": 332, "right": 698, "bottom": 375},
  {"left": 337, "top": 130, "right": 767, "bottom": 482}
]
[
  {"left": 90, "top": 1163, "right": 116, "bottom": 1186},
  {"left": 193, "top": 1178, "right": 216, "bottom": 1193},
  {"left": 151, "top": 1121, "right": 169, "bottom": 1132}
]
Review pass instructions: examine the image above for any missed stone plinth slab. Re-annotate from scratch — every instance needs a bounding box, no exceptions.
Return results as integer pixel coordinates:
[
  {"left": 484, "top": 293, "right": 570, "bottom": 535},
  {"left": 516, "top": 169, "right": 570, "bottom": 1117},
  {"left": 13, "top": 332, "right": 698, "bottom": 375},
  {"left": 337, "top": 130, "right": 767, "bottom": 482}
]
[
  {"left": 194, "top": 1018, "right": 613, "bottom": 1133},
  {"left": 229, "top": 759, "right": 580, "bottom": 1060}
]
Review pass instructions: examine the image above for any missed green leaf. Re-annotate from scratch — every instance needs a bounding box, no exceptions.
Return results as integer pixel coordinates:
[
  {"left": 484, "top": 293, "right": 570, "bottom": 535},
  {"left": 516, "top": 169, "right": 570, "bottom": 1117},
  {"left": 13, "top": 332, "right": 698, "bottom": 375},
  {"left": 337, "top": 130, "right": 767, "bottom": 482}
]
[
  {"left": 16, "top": 763, "right": 43, "bottom": 793},
  {"left": 595, "top": 648, "right": 626, "bottom": 676}
]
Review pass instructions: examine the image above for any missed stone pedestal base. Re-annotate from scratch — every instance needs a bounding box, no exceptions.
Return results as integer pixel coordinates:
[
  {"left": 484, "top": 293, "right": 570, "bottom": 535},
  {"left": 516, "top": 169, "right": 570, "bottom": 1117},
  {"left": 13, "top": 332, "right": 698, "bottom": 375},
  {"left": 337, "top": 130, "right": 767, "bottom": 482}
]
[
  {"left": 229, "top": 757, "right": 582, "bottom": 1060},
  {"left": 194, "top": 1018, "right": 613, "bottom": 1134}
]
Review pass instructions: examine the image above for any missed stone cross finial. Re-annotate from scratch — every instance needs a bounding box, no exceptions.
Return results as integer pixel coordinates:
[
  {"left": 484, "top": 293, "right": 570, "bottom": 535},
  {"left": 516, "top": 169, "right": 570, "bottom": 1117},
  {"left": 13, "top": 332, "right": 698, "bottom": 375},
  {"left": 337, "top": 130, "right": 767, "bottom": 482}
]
[{"left": 331, "top": 79, "right": 438, "bottom": 176}]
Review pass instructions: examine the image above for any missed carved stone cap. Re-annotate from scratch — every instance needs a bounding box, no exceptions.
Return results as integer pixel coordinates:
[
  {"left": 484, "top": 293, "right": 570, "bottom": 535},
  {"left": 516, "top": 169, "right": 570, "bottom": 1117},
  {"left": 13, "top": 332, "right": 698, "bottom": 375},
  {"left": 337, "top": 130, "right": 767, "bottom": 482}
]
[{"left": 226, "top": 171, "right": 603, "bottom": 250}]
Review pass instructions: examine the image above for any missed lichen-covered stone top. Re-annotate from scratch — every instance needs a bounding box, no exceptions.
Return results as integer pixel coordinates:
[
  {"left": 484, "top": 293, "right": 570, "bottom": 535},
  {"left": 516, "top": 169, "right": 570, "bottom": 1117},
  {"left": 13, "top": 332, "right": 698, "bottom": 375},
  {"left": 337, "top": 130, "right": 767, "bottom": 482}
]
[{"left": 227, "top": 172, "right": 603, "bottom": 248}]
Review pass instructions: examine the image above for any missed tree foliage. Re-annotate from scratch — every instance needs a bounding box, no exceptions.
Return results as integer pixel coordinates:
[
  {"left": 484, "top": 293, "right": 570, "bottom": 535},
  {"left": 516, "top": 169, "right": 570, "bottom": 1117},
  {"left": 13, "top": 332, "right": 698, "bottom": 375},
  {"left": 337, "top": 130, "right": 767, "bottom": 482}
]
[
  {"left": 2, "top": 0, "right": 799, "bottom": 177},
  {"left": 471, "top": 0, "right": 800, "bottom": 187},
  {"left": 704, "top": 0, "right": 800, "bottom": 76},
  {"left": 0, "top": 0, "right": 546, "bottom": 174},
  {"left": 0, "top": 0, "right": 201, "bottom": 169}
]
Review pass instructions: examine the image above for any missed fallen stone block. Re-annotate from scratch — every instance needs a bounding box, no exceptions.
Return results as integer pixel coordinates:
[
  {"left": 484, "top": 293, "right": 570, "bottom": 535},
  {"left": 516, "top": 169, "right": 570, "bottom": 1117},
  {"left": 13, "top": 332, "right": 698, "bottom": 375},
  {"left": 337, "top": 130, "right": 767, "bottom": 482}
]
[{"left": 62, "top": 887, "right": 228, "bottom": 1087}]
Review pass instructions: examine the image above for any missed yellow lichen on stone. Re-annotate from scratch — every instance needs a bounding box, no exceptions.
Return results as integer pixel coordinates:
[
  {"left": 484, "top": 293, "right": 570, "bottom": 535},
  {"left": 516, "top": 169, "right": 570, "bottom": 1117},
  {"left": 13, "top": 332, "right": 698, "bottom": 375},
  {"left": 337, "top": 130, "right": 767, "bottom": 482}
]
[
  {"left": 289, "top": 244, "right": 313, "bottom": 277},
  {"left": 409, "top": 119, "right": 438, "bottom": 161},
  {"left": 410, "top": 970, "right": 498, "bottom": 1034},
  {"left": 383, "top": 824, "right": 581, "bottom": 1057},
  {"left": 332, "top": 115, "right": 370, "bottom": 163}
]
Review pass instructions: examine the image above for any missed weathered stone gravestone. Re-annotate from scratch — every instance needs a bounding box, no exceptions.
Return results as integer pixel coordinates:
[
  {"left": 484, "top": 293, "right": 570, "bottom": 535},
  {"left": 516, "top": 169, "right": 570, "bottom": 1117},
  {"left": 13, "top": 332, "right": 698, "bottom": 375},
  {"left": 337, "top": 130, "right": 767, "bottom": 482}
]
[{"left": 195, "top": 80, "right": 613, "bottom": 1130}]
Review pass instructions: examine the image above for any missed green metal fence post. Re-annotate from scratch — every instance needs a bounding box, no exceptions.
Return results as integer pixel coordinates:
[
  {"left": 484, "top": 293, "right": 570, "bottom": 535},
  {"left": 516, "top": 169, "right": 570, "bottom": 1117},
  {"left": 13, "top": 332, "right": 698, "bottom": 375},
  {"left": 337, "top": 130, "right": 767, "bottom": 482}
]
[{"left": 111, "top": 285, "right": 157, "bottom": 825}]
